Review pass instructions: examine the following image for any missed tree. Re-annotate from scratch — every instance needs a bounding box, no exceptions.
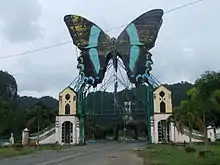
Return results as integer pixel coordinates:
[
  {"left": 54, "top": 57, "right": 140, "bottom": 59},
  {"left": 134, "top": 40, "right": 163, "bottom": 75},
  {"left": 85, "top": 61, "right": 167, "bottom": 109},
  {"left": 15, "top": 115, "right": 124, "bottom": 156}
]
[
  {"left": 179, "top": 100, "right": 196, "bottom": 146},
  {"left": 168, "top": 107, "right": 184, "bottom": 133},
  {"left": 195, "top": 71, "right": 220, "bottom": 100},
  {"left": 169, "top": 99, "right": 197, "bottom": 146},
  {"left": 190, "top": 71, "right": 220, "bottom": 150},
  {"left": 0, "top": 97, "right": 11, "bottom": 134},
  {"left": 25, "top": 101, "right": 57, "bottom": 133},
  {"left": 169, "top": 71, "right": 220, "bottom": 150},
  {"left": 0, "top": 70, "right": 60, "bottom": 140}
]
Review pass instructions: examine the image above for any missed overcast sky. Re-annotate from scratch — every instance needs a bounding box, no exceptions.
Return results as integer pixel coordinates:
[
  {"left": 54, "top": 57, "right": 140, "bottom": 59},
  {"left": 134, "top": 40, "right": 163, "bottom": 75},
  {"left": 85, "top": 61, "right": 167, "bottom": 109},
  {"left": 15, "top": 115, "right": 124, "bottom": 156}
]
[{"left": 0, "top": 0, "right": 219, "bottom": 98}]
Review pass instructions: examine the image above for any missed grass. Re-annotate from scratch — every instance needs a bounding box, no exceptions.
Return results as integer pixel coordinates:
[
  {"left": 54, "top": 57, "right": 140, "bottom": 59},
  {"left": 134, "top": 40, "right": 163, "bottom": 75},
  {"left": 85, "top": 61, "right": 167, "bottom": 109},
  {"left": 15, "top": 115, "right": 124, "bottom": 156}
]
[
  {"left": 136, "top": 143, "right": 220, "bottom": 165},
  {"left": 0, "top": 144, "right": 68, "bottom": 158}
]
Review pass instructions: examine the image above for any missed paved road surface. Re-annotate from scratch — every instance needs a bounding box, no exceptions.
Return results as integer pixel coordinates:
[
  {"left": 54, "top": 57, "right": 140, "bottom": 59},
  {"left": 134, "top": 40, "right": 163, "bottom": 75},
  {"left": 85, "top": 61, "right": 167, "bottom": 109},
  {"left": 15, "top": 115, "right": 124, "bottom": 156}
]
[{"left": 0, "top": 142, "right": 145, "bottom": 165}]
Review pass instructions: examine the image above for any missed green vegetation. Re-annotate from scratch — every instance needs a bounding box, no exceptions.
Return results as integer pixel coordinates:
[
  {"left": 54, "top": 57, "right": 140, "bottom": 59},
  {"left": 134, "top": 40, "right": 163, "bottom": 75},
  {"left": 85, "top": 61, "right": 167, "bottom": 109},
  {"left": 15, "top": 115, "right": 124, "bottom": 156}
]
[
  {"left": 0, "top": 144, "right": 67, "bottom": 158},
  {"left": 169, "top": 71, "right": 220, "bottom": 150},
  {"left": 137, "top": 143, "right": 220, "bottom": 165},
  {"left": 0, "top": 70, "right": 58, "bottom": 141}
]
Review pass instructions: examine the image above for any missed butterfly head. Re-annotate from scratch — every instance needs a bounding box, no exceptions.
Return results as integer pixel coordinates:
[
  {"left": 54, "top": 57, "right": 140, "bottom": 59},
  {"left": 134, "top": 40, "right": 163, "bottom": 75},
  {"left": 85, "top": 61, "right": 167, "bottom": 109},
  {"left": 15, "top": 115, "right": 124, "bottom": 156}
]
[
  {"left": 109, "top": 37, "right": 117, "bottom": 50},
  {"left": 110, "top": 37, "right": 116, "bottom": 43}
]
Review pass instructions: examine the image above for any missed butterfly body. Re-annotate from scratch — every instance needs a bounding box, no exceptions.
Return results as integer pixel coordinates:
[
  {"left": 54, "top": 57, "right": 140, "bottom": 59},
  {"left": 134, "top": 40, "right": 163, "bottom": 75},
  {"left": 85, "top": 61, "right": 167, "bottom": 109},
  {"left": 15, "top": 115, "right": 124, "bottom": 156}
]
[{"left": 64, "top": 9, "right": 163, "bottom": 87}]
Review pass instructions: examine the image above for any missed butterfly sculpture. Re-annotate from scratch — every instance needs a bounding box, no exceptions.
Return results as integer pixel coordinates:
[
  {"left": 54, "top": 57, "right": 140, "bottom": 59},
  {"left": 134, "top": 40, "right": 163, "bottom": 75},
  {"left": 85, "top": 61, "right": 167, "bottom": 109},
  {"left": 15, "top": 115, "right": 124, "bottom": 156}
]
[{"left": 64, "top": 9, "right": 163, "bottom": 88}]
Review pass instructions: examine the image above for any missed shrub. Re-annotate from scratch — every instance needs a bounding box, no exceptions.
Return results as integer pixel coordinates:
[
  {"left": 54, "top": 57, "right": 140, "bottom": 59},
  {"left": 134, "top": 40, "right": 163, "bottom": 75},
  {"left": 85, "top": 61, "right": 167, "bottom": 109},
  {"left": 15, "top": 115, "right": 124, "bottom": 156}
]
[
  {"left": 185, "top": 146, "right": 196, "bottom": 153},
  {"left": 27, "top": 142, "right": 39, "bottom": 148},
  {"left": 13, "top": 143, "right": 23, "bottom": 151},
  {"left": 198, "top": 150, "right": 214, "bottom": 159}
]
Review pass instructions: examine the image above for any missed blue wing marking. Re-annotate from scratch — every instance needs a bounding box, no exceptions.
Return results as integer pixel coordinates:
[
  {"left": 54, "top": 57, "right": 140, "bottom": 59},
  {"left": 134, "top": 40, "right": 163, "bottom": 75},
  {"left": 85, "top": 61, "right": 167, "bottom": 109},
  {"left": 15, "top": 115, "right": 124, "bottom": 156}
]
[
  {"left": 85, "top": 25, "right": 101, "bottom": 74},
  {"left": 126, "top": 23, "right": 144, "bottom": 71}
]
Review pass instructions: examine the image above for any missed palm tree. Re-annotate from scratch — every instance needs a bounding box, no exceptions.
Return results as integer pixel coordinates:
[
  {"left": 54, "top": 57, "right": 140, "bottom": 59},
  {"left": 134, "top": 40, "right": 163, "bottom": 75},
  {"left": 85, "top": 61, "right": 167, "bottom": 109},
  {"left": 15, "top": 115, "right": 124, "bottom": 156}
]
[
  {"left": 169, "top": 107, "right": 184, "bottom": 133},
  {"left": 180, "top": 100, "right": 196, "bottom": 147},
  {"left": 168, "top": 98, "right": 197, "bottom": 146}
]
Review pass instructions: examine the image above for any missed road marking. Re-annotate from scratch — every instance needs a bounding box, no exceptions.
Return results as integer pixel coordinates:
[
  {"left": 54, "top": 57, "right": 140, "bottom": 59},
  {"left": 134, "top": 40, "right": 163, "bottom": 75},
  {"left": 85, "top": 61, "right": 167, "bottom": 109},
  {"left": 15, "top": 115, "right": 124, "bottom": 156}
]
[{"left": 35, "top": 151, "right": 93, "bottom": 165}]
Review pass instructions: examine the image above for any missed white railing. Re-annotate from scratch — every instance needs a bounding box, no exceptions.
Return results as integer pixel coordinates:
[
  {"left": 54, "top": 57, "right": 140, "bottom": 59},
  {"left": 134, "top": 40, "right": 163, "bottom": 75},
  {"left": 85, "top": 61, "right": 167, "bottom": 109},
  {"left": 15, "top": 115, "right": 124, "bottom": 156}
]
[
  {"left": 29, "top": 127, "right": 55, "bottom": 142},
  {"left": 183, "top": 128, "right": 204, "bottom": 140}
]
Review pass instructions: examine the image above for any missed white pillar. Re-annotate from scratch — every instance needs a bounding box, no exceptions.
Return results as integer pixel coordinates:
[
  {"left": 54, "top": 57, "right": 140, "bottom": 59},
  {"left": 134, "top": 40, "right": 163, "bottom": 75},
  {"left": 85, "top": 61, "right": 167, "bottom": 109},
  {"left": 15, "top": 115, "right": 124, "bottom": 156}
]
[
  {"left": 22, "top": 128, "right": 29, "bottom": 145},
  {"left": 75, "top": 117, "right": 80, "bottom": 144},
  {"left": 55, "top": 116, "right": 60, "bottom": 143},
  {"left": 170, "top": 122, "right": 175, "bottom": 143},
  {"left": 59, "top": 121, "right": 63, "bottom": 145},
  {"left": 150, "top": 116, "right": 155, "bottom": 143},
  {"left": 207, "top": 126, "right": 216, "bottom": 142},
  {"left": 154, "top": 122, "right": 158, "bottom": 143},
  {"left": 76, "top": 127, "right": 80, "bottom": 144},
  {"left": 9, "top": 133, "right": 14, "bottom": 144}
]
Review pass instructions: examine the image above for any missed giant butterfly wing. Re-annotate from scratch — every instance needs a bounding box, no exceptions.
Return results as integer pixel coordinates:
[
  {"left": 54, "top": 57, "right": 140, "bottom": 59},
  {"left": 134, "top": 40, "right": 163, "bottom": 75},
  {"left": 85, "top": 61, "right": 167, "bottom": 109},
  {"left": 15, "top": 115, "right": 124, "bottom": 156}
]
[
  {"left": 116, "top": 9, "right": 163, "bottom": 84},
  {"left": 64, "top": 15, "right": 111, "bottom": 86}
]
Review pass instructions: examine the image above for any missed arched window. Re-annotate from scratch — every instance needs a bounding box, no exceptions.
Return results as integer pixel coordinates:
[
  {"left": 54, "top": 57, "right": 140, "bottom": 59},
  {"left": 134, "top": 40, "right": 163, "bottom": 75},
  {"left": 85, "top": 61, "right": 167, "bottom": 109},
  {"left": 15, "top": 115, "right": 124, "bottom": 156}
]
[
  {"left": 65, "top": 94, "right": 70, "bottom": 100},
  {"left": 65, "top": 103, "right": 70, "bottom": 114},
  {"left": 160, "top": 101, "right": 166, "bottom": 113},
  {"left": 159, "top": 91, "right": 165, "bottom": 97}
]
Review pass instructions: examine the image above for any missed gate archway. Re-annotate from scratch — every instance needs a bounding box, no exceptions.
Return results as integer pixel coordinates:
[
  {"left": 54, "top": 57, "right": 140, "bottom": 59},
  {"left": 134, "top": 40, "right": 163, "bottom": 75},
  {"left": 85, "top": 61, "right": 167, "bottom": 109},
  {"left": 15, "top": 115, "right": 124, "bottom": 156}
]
[
  {"left": 62, "top": 121, "right": 73, "bottom": 144},
  {"left": 157, "top": 120, "right": 171, "bottom": 143},
  {"left": 64, "top": 9, "right": 164, "bottom": 144}
]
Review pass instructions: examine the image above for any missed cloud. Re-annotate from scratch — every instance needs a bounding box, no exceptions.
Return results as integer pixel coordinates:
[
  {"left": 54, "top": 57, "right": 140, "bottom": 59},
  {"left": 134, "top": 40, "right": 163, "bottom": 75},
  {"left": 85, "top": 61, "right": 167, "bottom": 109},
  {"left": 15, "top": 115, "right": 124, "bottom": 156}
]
[
  {"left": 183, "top": 48, "right": 193, "bottom": 52},
  {"left": 0, "top": 0, "right": 42, "bottom": 42}
]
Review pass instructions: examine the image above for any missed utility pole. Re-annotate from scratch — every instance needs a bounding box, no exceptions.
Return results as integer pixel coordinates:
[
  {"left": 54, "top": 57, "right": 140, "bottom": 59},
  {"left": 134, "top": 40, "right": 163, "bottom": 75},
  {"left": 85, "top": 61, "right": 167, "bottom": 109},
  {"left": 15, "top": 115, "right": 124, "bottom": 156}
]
[
  {"left": 37, "top": 105, "right": 40, "bottom": 145},
  {"left": 37, "top": 121, "right": 40, "bottom": 144}
]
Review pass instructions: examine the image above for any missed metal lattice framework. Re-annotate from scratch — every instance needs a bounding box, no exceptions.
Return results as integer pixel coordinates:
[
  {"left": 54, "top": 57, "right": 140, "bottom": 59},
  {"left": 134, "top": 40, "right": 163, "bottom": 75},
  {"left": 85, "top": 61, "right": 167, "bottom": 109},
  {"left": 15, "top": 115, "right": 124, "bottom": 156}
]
[{"left": 69, "top": 57, "right": 161, "bottom": 143}]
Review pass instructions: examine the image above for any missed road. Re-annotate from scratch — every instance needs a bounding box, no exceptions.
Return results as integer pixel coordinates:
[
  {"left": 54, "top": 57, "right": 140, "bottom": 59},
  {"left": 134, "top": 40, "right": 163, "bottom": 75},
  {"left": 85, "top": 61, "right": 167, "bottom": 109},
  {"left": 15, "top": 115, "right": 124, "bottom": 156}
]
[{"left": 0, "top": 142, "right": 145, "bottom": 165}]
